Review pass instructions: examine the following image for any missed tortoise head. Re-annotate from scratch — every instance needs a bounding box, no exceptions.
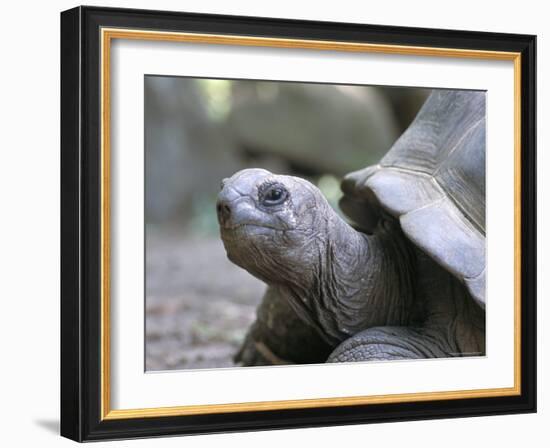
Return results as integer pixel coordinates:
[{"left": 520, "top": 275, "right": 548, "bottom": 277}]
[{"left": 216, "top": 168, "right": 330, "bottom": 285}]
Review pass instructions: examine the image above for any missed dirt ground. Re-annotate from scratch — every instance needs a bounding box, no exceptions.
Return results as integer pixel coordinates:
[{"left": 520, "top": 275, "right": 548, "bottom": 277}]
[{"left": 145, "top": 229, "right": 265, "bottom": 371}]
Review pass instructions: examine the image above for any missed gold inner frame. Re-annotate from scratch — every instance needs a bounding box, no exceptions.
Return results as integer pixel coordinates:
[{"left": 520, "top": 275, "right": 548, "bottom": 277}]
[{"left": 100, "top": 27, "right": 522, "bottom": 420}]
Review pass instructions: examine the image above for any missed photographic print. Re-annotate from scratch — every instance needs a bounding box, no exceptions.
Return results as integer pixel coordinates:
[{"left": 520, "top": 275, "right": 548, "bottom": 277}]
[
  {"left": 144, "top": 77, "right": 486, "bottom": 371},
  {"left": 61, "top": 7, "right": 535, "bottom": 440}
]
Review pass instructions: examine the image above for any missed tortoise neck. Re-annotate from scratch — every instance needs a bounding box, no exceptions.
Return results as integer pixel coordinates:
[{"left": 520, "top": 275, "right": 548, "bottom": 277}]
[
  {"left": 359, "top": 220, "right": 418, "bottom": 326},
  {"left": 281, "top": 214, "right": 417, "bottom": 347}
]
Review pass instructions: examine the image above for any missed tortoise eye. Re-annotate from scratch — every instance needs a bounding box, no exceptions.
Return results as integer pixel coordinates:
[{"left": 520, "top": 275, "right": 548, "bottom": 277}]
[{"left": 261, "top": 185, "right": 288, "bottom": 206}]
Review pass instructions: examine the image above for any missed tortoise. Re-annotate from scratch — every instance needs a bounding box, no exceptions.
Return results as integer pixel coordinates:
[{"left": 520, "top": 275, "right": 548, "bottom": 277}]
[{"left": 216, "top": 90, "right": 486, "bottom": 365}]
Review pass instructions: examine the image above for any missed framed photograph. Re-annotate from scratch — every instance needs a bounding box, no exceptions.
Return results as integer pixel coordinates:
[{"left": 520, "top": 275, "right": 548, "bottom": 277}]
[{"left": 60, "top": 6, "right": 536, "bottom": 441}]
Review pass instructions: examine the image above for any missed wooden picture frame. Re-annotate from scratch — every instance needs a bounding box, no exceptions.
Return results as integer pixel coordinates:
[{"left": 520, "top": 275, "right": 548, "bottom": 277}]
[{"left": 60, "top": 5, "right": 536, "bottom": 441}]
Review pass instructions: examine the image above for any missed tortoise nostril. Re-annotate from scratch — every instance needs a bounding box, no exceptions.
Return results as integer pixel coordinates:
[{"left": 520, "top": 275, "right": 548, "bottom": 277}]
[{"left": 216, "top": 201, "right": 232, "bottom": 223}]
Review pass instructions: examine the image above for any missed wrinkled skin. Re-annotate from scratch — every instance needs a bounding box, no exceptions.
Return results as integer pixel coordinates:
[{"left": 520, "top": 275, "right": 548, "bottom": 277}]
[{"left": 217, "top": 169, "right": 485, "bottom": 364}]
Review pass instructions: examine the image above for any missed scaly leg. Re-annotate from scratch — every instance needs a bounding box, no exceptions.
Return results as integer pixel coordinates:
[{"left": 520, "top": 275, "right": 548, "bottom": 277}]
[
  {"left": 327, "top": 326, "right": 457, "bottom": 362},
  {"left": 235, "top": 286, "right": 333, "bottom": 366}
]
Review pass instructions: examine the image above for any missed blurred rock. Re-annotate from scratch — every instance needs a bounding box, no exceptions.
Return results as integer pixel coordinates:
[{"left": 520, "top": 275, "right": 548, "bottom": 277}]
[
  {"left": 377, "top": 86, "right": 431, "bottom": 130},
  {"left": 145, "top": 77, "right": 241, "bottom": 223},
  {"left": 227, "top": 83, "right": 400, "bottom": 176},
  {"left": 145, "top": 77, "right": 428, "bottom": 226}
]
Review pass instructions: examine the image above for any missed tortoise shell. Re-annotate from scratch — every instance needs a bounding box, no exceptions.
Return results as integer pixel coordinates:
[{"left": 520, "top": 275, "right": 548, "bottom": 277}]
[{"left": 340, "top": 90, "right": 486, "bottom": 308}]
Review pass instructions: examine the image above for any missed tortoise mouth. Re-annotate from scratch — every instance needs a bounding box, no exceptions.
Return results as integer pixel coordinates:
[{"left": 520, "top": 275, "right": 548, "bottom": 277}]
[
  {"left": 221, "top": 222, "right": 277, "bottom": 231},
  {"left": 220, "top": 222, "right": 285, "bottom": 241},
  {"left": 220, "top": 221, "right": 283, "bottom": 231}
]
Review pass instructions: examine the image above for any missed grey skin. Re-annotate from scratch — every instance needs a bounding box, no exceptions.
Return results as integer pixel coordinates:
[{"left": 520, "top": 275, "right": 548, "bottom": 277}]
[
  {"left": 218, "top": 91, "right": 486, "bottom": 364},
  {"left": 217, "top": 168, "right": 484, "bottom": 363}
]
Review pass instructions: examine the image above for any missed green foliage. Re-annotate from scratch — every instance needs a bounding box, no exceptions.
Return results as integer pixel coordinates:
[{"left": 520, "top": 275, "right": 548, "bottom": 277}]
[
  {"left": 188, "top": 192, "right": 220, "bottom": 236},
  {"left": 196, "top": 79, "right": 232, "bottom": 121},
  {"left": 317, "top": 174, "right": 343, "bottom": 215}
]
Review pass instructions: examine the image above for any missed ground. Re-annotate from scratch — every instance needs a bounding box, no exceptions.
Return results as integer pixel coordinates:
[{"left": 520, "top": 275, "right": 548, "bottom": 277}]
[{"left": 145, "top": 228, "right": 265, "bottom": 371}]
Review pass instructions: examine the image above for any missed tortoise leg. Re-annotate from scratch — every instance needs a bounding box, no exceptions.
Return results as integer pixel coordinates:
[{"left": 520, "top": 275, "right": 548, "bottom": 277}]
[
  {"left": 327, "top": 326, "right": 457, "bottom": 362},
  {"left": 235, "top": 286, "right": 333, "bottom": 366}
]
